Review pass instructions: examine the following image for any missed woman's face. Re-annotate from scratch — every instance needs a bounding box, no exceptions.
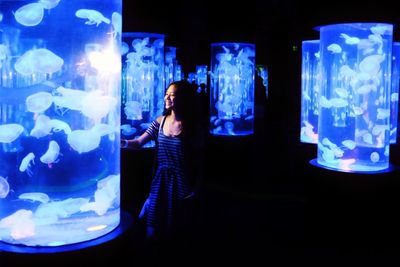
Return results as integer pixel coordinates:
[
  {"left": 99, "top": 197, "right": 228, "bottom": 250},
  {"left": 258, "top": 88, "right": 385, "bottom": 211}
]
[{"left": 164, "top": 85, "right": 179, "bottom": 110}]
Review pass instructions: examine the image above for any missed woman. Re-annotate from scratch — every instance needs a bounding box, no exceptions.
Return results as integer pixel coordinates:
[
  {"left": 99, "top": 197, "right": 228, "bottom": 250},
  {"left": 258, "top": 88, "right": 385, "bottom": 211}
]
[{"left": 121, "top": 80, "right": 203, "bottom": 241}]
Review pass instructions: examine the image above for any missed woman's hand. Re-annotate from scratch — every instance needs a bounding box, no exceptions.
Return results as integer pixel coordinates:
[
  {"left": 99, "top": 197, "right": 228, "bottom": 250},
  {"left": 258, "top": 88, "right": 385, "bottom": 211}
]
[{"left": 121, "top": 138, "right": 141, "bottom": 149}]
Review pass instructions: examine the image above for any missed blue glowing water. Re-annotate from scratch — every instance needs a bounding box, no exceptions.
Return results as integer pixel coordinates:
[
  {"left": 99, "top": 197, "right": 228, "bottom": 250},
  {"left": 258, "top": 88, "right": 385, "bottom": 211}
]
[
  {"left": 0, "top": 0, "right": 122, "bottom": 246},
  {"left": 165, "top": 46, "right": 178, "bottom": 88},
  {"left": 210, "top": 43, "right": 255, "bottom": 136},
  {"left": 300, "top": 40, "right": 320, "bottom": 144},
  {"left": 121, "top": 32, "right": 165, "bottom": 149},
  {"left": 390, "top": 42, "right": 400, "bottom": 144},
  {"left": 317, "top": 23, "right": 393, "bottom": 172}
]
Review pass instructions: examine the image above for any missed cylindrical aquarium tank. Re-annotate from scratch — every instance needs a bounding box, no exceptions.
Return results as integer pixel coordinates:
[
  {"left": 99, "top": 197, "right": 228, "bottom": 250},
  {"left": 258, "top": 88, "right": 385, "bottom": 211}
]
[
  {"left": 210, "top": 43, "right": 255, "bottom": 136},
  {"left": 390, "top": 42, "right": 400, "bottom": 144},
  {"left": 317, "top": 23, "right": 393, "bottom": 172},
  {"left": 300, "top": 40, "right": 321, "bottom": 144},
  {"left": 165, "top": 46, "right": 177, "bottom": 87},
  {"left": 0, "top": 0, "right": 122, "bottom": 246},
  {"left": 196, "top": 65, "right": 208, "bottom": 93},
  {"left": 121, "top": 32, "right": 165, "bottom": 149},
  {"left": 174, "top": 64, "right": 183, "bottom": 82}
]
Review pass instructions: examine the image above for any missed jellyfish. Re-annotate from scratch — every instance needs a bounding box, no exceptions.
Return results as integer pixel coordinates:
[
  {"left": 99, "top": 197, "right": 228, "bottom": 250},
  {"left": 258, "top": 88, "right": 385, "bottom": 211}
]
[
  {"left": 342, "top": 140, "right": 356, "bottom": 150},
  {"left": 124, "top": 100, "right": 142, "bottom": 120},
  {"left": 50, "top": 119, "right": 72, "bottom": 135},
  {"left": 370, "top": 24, "right": 391, "bottom": 35},
  {"left": 0, "top": 209, "right": 35, "bottom": 240},
  {"left": 26, "top": 91, "right": 53, "bottom": 113},
  {"left": 224, "top": 121, "right": 235, "bottom": 135},
  {"left": 111, "top": 12, "right": 121, "bottom": 38},
  {"left": 19, "top": 152, "right": 35, "bottom": 177},
  {"left": 327, "top": 43, "right": 342, "bottom": 54},
  {"left": 80, "top": 175, "right": 119, "bottom": 216},
  {"left": 359, "top": 54, "right": 384, "bottom": 76},
  {"left": 121, "top": 124, "right": 136, "bottom": 136},
  {"left": 131, "top": 37, "right": 150, "bottom": 53},
  {"left": 121, "top": 42, "right": 129, "bottom": 55},
  {"left": 75, "top": 9, "right": 110, "bottom": 26},
  {"left": 370, "top": 152, "right": 380, "bottom": 163},
  {"left": 81, "top": 90, "right": 117, "bottom": 122},
  {"left": 40, "top": 140, "right": 60, "bottom": 165},
  {"left": 340, "top": 33, "right": 360, "bottom": 45},
  {"left": 67, "top": 129, "right": 101, "bottom": 154},
  {"left": 15, "top": 48, "right": 64, "bottom": 75},
  {"left": 0, "top": 124, "right": 24, "bottom": 143},
  {"left": 91, "top": 123, "right": 116, "bottom": 137},
  {"left": 52, "top": 86, "right": 87, "bottom": 111},
  {"left": 14, "top": 3, "right": 44, "bottom": 27},
  {"left": 35, "top": 197, "right": 89, "bottom": 222},
  {"left": 38, "top": 0, "right": 60, "bottom": 9},
  {"left": 18, "top": 192, "right": 49, "bottom": 204},
  {"left": 377, "top": 108, "right": 390, "bottom": 120},
  {"left": 0, "top": 176, "right": 10, "bottom": 198},
  {"left": 34, "top": 48, "right": 64, "bottom": 74},
  {"left": 30, "top": 114, "right": 52, "bottom": 138}
]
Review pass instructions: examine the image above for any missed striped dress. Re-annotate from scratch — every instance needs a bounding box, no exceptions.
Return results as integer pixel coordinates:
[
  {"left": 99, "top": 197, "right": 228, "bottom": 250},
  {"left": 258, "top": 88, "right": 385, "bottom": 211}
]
[{"left": 144, "top": 116, "right": 191, "bottom": 236}]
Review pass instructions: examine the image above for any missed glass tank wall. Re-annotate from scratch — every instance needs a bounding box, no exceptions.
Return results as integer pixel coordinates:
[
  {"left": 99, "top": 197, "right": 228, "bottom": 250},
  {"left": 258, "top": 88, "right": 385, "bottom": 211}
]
[
  {"left": 300, "top": 40, "right": 321, "bottom": 144},
  {"left": 165, "top": 46, "right": 177, "bottom": 87},
  {"left": 0, "top": 0, "right": 122, "bottom": 246},
  {"left": 174, "top": 64, "right": 183, "bottom": 82},
  {"left": 317, "top": 23, "right": 393, "bottom": 172},
  {"left": 210, "top": 43, "right": 255, "bottom": 136},
  {"left": 121, "top": 32, "right": 165, "bottom": 149},
  {"left": 196, "top": 65, "right": 208, "bottom": 93},
  {"left": 390, "top": 42, "right": 400, "bottom": 144}
]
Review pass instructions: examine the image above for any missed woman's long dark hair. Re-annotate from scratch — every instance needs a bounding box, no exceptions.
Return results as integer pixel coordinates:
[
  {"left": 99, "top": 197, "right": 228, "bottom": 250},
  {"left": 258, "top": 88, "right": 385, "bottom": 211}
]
[{"left": 163, "top": 80, "right": 198, "bottom": 138}]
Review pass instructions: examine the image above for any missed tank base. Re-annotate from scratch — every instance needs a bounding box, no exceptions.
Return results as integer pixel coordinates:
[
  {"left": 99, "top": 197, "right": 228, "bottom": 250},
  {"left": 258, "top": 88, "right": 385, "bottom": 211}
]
[
  {"left": 0, "top": 210, "right": 133, "bottom": 254},
  {"left": 309, "top": 158, "right": 397, "bottom": 174}
]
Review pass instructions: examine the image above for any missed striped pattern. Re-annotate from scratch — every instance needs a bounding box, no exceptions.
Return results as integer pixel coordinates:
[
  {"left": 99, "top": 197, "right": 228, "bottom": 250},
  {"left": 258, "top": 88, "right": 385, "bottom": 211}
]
[
  {"left": 145, "top": 120, "right": 160, "bottom": 140},
  {"left": 145, "top": 116, "right": 191, "bottom": 235}
]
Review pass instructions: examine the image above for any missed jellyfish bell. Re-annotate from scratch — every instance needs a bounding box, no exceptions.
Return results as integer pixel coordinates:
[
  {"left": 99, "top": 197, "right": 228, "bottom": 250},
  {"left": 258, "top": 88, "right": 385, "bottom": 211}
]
[
  {"left": 15, "top": 48, "right": 64, "bottom": 76},
  {"left": 18, "top": 192, "right": 50, "bottom": 204},
  {"left": 40, "top": 140, "right": 60, "bottom": 164},
  {"left": 30, "top": 114, "right": 52, "bottom": 138},
  {"left": 121, "top": 42, "right": 129, "bottom": 55},
  {"left": 75, "top": 9, "right": 110, "bottom": 26},
  {"left": 26, "top": 91, "right": 53, "bottom": 113},
  {"left": 14, "top": 3, "right": 44, "bottom": 27},
  {"left": 34, "top": 48, "right": 64, "bottom": 74},
  {"left": 111, "top": 12, "right": 122, "bottom": 38},
  {"left": 359, "top": 54, "right": 384, "bottom": 76},
  {"left": 0, "top": 176, "right": 10, "bottom": 199},
  {"left": 19, "top": 152, "right": 35, "bottom": 176},
  {"left": 81, "top": 91, "right": 117, "bottom": 121},
  {"left": 38, "top": 0, "right": 60, "bottom": 10},
  {"left": 67, "top": 129, "right": 101, "bottom": 154},
  {"left": 0, "top": 124, "right": 24, "bottom": 143},
  {"left": 52, "top": 86, "right": 87, "bottom": 111}
]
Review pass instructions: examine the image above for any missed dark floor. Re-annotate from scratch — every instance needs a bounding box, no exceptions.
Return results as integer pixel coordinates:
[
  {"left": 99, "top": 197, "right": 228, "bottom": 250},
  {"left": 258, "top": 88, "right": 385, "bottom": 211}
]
[{"left": 2, "top": 129, "right": 400, "bottom": 266}]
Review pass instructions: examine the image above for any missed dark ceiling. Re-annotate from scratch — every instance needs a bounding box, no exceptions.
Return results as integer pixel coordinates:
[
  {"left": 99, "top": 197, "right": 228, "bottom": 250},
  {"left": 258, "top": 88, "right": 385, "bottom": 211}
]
[{"left": 123, "top": 0, "right": 400, "bottom": 72}]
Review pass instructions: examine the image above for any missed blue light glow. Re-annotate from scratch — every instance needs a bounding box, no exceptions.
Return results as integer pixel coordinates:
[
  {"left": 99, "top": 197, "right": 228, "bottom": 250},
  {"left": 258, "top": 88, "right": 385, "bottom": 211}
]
[
  {"left": 121, "top": 32, "right": 165, "bottom": 149},
  {"left": 300, "top": 40, "right": 320, "bottom": 144},
  {"left": 317, "top": 23, "right": 393, "bottom": 172},
  {"left": 209, "top": 43, "right": 255, "bottom": 136},
  {"left": 0, "top": 0, "right": 122, "bottom": 246},
  {"left": 390, "top": 42, "right": 400, "bottom": 144}
]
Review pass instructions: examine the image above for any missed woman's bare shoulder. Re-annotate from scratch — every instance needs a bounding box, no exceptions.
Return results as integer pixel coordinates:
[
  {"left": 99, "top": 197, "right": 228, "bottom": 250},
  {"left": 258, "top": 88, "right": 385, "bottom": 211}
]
[{"left": 156, "top": 115, "right": 164, "bottom": 124}]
